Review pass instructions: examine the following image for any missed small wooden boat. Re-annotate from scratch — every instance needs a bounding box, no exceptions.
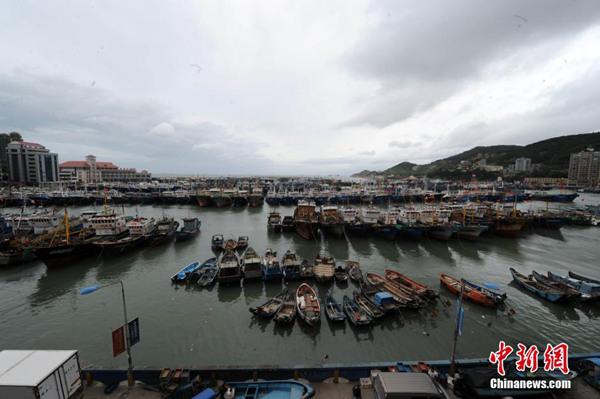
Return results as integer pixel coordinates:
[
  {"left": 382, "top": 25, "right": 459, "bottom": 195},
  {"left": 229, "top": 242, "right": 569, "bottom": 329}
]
[
  {"left": 300, "top": 260, "right": 314, "bottom": 279},
  {"left": 223, "top": 238, "right": 237, "bottom": 251},
  {"left": 364, "top": 291, "right": 401, "bottom": 314},
  {"left": 211, "top": 234, "right": 224, "bottom": 251},
  {"left": 325, "top": 293, "right": 345, "bottom": 322},
  {"left": 440, "top": 274, "right": 499, "bottom": 307},
  {"left": 334, "top": 265, "right": 348, "bottom": 283},
  {"left": 170, "top": 261, "right": 201, "bottom": 283},
  {"left": 343, "top": 295, "right": 372, "bottom": 326},
  {"left": 359, "top": 278, "right": 383, "bottom": 296},
  {"left": 313, "top": 253, "right": 335, "bottom": 283},
  {"left": 462, "top": 278, "right": 507, "bottom": 304},
  {"left": 262, "top": 248, "right": 282, "bottom": 281},
  {"left": 196, "top": 258, "right": 218, "bottom": 287},
  {"left": 175, "top": 217, "right": 200, "bottom": 242},
  {"left": 274, "top": 293, "right": 297, "bottom": 324},
  {"left": 346, "top": 261, "right": 362, "bottom": 282},
  {"left": 241, "top": 247, "right": 262, "bottom": 280},
  {"left": 224, "top": 379, "right": 315, "bottom": 399},
  {"left": 366, "top": 272, "right": 421, "bottom": 308},
  {"left": 237, "top": 235, "right": 249, "bottom": 250},
  {"left": 267, "top": 211, "right": 283, "bottom": 232},
  {"left": 353, "top": 291, "right": 384, "bottom": 319},
  {"left": 549, "top": 271, "right": 600, "bottom": 299},
  {"left": 532, "top": 271, "right": 582, "bottom": 300},
  {"left": 281, "top": 249, "right": 302, "bottom": 280},
  {"left": 217, "top": 250, "right": 242, "bottom": 284},
  {"left": 250, "top": 289, "right": 287, "bottom": 318},
  {"left": 510, "top": 268, "right": 566, "bottom": 303},
  {"left": 568, "top": 271, "right": 600, "bottom": 285},
  {"left": 296, "top": 283, "right": 321, "bottom": 326},
  {"left": 384, "top": 269, "right": 437, "bottom": 301}
]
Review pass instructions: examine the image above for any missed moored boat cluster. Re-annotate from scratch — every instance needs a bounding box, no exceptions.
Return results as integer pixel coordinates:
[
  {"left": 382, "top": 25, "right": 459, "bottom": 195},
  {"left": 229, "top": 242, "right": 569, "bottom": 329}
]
[
  {"left": 0, "top": 207, "right": 201, "bottom": 267},
  {"left": 268, "top": 201, "right": 600, "bottom": 242}
]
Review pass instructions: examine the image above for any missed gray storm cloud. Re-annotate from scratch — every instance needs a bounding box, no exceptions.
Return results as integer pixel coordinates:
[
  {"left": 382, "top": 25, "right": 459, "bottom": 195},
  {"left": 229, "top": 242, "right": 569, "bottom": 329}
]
[{"left": 1, "top": 1, "right": 599, "bottom": 175}]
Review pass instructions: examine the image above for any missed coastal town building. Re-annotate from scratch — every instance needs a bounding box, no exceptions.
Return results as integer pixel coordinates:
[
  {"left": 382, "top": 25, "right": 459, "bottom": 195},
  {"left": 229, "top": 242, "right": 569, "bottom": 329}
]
[
  {"left": 568, "top": 148, "right": 600, "bottom": 187},
  {"left": 514, "top": 157, "right": 532, "bottom": 173},
  {"left": 5, "top": 140, "right": 59, "bottom": 185},
  {"left": 59, "top": 155, "right": 152, "bottom": 183}
]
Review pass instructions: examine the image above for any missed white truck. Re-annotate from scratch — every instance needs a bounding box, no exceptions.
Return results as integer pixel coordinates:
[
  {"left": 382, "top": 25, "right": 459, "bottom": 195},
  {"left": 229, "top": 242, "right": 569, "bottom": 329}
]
[{"left": 0, "top": 350, "right": 82, "bottom": 399}]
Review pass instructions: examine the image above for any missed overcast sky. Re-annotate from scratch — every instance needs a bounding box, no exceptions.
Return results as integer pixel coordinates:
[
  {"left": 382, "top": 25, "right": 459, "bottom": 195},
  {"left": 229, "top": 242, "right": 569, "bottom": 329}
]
[{"left": 1, "top": 1, "right": 600, "bottom": 175}]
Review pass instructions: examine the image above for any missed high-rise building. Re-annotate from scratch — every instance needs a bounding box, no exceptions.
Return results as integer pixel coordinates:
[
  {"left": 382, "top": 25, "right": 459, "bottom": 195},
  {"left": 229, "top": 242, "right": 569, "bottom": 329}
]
[
  {"left": 0, "top": 132, "right": 23, "bottom": 181},
  {"left": 514, "top": 157, "right": 532, "bottom": 173},
  {"left": 6, "top": 141, "right": 59, "bottom": 185},
  {"left": 568, "top": 148, "right": 600, "bottom": 187}
]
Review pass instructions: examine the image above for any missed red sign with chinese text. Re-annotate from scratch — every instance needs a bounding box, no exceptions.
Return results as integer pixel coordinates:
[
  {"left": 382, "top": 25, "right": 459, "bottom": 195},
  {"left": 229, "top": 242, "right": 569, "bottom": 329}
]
[{"left": 112, "top": 326, "right": 126, "bottom": 357}]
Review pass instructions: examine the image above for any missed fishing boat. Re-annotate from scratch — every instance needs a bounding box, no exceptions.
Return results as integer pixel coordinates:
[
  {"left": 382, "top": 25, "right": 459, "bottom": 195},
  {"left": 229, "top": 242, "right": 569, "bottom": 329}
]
[
  {"left": 262, "top": 248, "right": 283, "bottom": 281},
  {"left": 510, "top": 268, "right": 566, "bottom": 303},
  {"left": 267, "top": 211, "right": 283, "bottom": 232},
  {"left": 0, "top": 246, "right": 35, "bottom": 266},
  {"left": 274, "top": 293, "right": 297, "bottom": 324},
  {"left": 247, "top": 191, "right": 264, "bottom": 208},
  {"left": 325, "top": 293, "right": 345, "bottom": 322},
  {"left": 313, "top": 253, "right": 335, "bottom": 283},
  {"left": 300, "top": 260, "right": 314, "bottom": 279},
  {"left": 353, "top": 291, "right": 384, "bottom": 319},
  {"left": 568, "top": 271, "right": 600, "bottom": 285},
  {"left": 532, "top": 271, "right": 583, "bottom": 300},
  {"left": 492, "top": 219, "right": 525, "bottom": 238},
  {"left": 232, "top": 191, "right": 249, "bottom": 207},
  {"left": 296, "top": 283, "right": 321, "bottom": 326},
  {"left": 548, "top": 271, "right": 600, "bottom": 299},
  {"left": 281, "top": 250, "right": 302, "bottom": 280},
  {"left": 194, "top": 190, "right": 213, "bottom": 207},
  {"left": 440, "top": 274, "right": 500, "bottom": 307},
  {"left": 334, "top": 265, "right": 348, "bottom": 283},
  {"left": 170, "top": 261, "right": 201, "bottom": 283},
  {"left": 346, "top": 261, "right": 362, "bottom": 282},
  {"left": 281, "top": 216, "right": 295, "bottom": 232},
  {"left": 93, "top": 233, "right": 145, "bottom": 255},
  {"left": 366, "top": 272, "right": 421, "bottom": 309},
  {"left": 456, "top": 224, "right": 488, "bottom": 240},
  {"left": 175, "top": 217, "right": 200, "bottom": 242},
  {"left": 148, "top": 216, "right": 179, "bottom": 246},
  {"left": 462, "top": 279, "right": 507, "bottom": 304},
  {"left": 318, "top": 205, "right": 344, "bottom": 237},
  {"left": 195, "top": 258, "right": 218, "bottom": 287},
  {"left": 211, "top": 234, "right": 224, "bottom": 251},
  {"left": 217, "top": 250, "right": 242, "bottom": 284},
  {"left": 365, "top": 291, "right": 401, "bottom": 314},
  {"left": 384, "top": 269, "right": 437, "bottom": 301},
  {"left": 249, "top": 289, "right": 287, "bottom": 318},
  {"left": 212, "top": 190, "right": 233, "bottom": 208},
  {"left": 241, "top": 247, "right": 262, "bottom": 280},
  {"left": 342, "top": 295, "right": 372, "bottom": 326},
  {"left": 293, "top": 200, "right": 318, "bottom": 240},
  {"left": 223, "top": 379, "right": 315, "bottom": 399}
]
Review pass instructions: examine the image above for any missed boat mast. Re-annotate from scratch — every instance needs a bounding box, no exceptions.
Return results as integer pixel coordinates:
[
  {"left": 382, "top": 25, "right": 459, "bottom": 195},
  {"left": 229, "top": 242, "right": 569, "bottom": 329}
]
[{"left": 449, "top": 280, "right": 465, "bottom": 377}]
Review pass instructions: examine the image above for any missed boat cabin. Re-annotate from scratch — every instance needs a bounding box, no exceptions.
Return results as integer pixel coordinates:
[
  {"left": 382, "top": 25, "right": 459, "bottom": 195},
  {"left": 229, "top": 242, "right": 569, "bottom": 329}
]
[{"left": 89, "top": 210, "right": 128, "bottom": 236}]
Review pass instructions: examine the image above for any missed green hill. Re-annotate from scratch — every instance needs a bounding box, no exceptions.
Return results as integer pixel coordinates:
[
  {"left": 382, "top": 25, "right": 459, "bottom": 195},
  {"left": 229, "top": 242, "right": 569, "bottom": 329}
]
[{"left": 353, "top": 132, "right": 600, "bottom": 178}]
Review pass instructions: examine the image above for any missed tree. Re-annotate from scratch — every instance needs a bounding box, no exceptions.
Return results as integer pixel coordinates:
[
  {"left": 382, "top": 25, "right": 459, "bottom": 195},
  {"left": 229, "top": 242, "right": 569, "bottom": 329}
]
[{"left": 8, "top": 132, "right": 23, "bottom": 142}]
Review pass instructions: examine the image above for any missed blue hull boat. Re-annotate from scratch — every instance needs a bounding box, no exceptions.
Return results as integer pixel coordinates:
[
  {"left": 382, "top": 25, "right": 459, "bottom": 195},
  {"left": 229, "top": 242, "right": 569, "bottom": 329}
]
[
  {"left": 510, "top": 268, "right": 565, "bottom": 303},
  {"left": 171, "top": 261, "right": 201, "bottom": 283},
  {"left": 223, "top": 379, "right": 315, "bottom": 399}
]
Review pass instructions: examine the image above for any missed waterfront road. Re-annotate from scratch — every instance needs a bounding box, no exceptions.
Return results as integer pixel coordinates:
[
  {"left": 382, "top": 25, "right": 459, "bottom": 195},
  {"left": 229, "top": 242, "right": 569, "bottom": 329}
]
[{"left": 82, "top": 377, "right": 600, "bottom": 398}]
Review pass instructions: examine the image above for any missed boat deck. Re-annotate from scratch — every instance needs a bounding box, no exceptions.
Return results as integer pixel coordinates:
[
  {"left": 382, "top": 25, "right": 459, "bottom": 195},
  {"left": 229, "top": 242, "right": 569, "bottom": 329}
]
[{"left": 81, "top": 376, "right": 600, "bottom": 399}]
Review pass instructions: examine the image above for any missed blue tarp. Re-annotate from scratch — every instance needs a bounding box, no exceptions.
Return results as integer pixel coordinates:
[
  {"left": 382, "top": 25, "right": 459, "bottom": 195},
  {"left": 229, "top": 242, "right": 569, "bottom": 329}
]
[
  {"left": 192, "top": 388, "right": 216, "bottom": 399},
  {"left": 375, "top": 292, "right": 393, "bottom": 305}
]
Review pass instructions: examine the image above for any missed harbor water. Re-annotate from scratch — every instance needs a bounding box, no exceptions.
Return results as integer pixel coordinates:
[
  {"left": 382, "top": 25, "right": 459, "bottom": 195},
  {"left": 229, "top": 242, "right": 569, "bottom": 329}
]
[{"left": 1, "top": 195, "right": 600, "bottom": 369}]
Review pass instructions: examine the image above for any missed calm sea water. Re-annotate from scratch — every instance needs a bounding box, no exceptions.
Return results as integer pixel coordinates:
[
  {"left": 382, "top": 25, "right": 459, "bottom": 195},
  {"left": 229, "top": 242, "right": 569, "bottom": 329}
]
[{"left": 1, "top": 195, "right": 599, "bottom": 369}]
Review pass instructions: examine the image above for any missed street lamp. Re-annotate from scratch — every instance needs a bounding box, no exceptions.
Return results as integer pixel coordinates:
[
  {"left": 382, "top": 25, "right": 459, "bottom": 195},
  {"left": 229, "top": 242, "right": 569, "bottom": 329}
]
[{"left": 80, "top": 281, "right": 134, "bottom": 387}]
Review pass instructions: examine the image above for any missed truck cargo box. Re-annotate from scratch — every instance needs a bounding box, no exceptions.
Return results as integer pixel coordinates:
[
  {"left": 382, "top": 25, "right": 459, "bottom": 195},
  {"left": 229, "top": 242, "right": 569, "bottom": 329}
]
[{"left": 0, "top": 350, "right": 82, "bottom": 399}]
